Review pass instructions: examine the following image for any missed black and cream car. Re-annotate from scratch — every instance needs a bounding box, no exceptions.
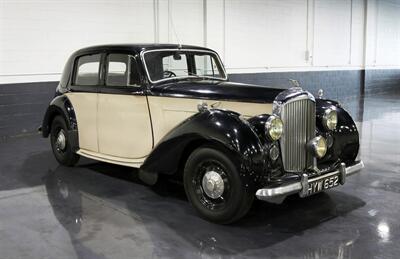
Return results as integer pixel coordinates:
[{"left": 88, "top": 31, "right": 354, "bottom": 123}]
[{"left": 41, "top": 44, "right": 364, "bottom": 224}]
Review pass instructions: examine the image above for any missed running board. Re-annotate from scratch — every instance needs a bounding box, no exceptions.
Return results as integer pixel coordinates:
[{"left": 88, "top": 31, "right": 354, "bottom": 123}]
[{"left": 76, "top": 149, "right": 144, "bottom": 168}]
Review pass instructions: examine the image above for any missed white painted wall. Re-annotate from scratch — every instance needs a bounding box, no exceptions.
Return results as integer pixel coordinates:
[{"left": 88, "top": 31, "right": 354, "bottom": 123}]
[
  {"left": 224, "top": 0, "right": 309, "bottom": 71},
  {"left": 1, "top": 0, "right": 400, "bottom": 84},
  {"left": 0, "top": 0, "right": 156, "bottom": 83}
]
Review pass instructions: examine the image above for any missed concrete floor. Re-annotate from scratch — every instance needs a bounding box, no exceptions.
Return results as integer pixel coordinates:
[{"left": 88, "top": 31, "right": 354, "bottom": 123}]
[{"left": 0, "top": 92, "right": 399, "bottom": 259}]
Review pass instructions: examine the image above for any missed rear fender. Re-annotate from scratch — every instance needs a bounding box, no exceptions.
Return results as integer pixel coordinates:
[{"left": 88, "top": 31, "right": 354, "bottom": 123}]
[{"left": 41, "top": 95, "right": 79, "bottom": 151}]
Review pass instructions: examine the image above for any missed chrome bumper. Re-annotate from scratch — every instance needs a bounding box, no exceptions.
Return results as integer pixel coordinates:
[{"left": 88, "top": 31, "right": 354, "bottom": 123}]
[{"left": 256, "top": 161, "right": 364, "bottom": 203}]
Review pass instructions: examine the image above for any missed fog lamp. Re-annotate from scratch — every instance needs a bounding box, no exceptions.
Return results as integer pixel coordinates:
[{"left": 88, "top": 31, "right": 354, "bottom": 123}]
[{"left": 307, "top": 136, "right": 327, "bottom": 158}]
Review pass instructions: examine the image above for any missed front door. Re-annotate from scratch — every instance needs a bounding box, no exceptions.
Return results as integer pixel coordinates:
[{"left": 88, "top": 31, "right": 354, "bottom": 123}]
[{"left": 97, "top": 53, "right": 153, "bottom": 159}]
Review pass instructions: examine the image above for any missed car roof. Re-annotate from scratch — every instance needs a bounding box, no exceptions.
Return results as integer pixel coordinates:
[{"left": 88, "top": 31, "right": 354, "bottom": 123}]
[{"left": 74, "top": 43, "right": 214, "bottom": 55}]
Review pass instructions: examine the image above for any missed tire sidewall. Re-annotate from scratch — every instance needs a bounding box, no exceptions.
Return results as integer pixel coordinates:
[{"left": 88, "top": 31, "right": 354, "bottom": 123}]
[
  {"left": 184, "top": 147, "right": 247, "bottom": 223},
  {"left": 50, "top": 116, "right": 77, "bottom": 166}
]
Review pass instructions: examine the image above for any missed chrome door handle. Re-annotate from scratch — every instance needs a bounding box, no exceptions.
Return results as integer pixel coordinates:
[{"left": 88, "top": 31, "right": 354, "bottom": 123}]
[{"left": 210, "top": 101, "right": 221, "bottom": 108}]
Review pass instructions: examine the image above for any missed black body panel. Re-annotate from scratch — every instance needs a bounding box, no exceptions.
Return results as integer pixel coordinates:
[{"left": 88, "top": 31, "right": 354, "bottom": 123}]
[
  {"left": 247, "top": 114, "right": 272, "bottom": 144},
  {"left": 41, "top": 95, "right": 79, "bottom": 151},
  {"left": 316, "top": 99, "right": 360, "bottom": 168},
  {"left": 141, "top": 109, "right": 267, "bottom": 190},
  {"left": 149, "top": 80, "right": 284, "bottom": 103},
  {"left": 42, "top": 44, "right": 361, "bottom": 190},
  {"left": 247, "top": 114, "right": 284, "bottom": 181}
]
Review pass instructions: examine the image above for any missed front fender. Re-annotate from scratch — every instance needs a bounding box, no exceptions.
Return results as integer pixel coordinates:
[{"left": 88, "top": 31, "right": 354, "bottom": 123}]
[
  {"left": 141, "top": 109, "right": 266, "bottom": 189},
  {"left": 316, "top": 99, "right": 360, "bottom": 165}
]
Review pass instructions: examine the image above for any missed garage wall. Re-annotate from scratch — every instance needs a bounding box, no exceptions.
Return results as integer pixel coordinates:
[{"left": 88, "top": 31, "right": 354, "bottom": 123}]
[
  {"left": 0, "top": 82, "right": 56, "bottom": 139},
  {"left": 1, "top": 0, "right": 400, "bottom": 84},
  {"left": 0, "top": 0, "right": 156, "bottom": 83},
  {"left": 0, "top": 0, "right": 400, "bottom": 138},
  {"left": 363, "top": 0, "right": 400, "bottom": 94}
]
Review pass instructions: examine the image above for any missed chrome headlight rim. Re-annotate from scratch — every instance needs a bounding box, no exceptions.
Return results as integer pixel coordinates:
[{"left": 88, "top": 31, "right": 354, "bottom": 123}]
[
  {"left": 265, "top": 115, "right": 283, "bottom": 141},
  {"left": 307, "top": 136, "right": 327, "bottom": 158},
  {"left": 323, "top": 108, "right": 337, "bottom": 130}
]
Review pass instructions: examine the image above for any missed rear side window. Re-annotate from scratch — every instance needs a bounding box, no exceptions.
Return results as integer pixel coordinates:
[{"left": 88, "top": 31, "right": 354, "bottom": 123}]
[
  {"left": 106, "top": 54, "right": 141, "bottom": 87},
  {"left": 74, "top": 54, "right": 101, "bottom": 86}
]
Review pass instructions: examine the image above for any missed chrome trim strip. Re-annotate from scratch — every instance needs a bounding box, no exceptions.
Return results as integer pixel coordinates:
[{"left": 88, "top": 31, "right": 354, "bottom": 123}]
[
  {"left": 139, "top": 48, "right": 228, "bottom": 84},
  {"left": 255, "top": 160, "right": 364, "bottom": 202},
  {"left": 283, "top": 93, "right": 316, "bottom": 105}
]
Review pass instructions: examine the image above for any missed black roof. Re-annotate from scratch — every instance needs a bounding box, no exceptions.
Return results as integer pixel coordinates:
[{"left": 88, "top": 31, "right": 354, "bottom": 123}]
[{"left": 74, "top": 43, "right": 214, "bottom": 55}]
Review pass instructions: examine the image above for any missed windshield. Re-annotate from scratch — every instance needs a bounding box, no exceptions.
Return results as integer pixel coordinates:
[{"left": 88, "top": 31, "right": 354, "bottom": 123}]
[{"left": 143, "top": 50, "right": 227, "bottom": 83}]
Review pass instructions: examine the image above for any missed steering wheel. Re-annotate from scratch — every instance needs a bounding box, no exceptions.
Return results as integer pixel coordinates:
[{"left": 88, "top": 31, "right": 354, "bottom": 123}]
[{"left": 163, "top": 70, "right": 176, "bottom": 78}]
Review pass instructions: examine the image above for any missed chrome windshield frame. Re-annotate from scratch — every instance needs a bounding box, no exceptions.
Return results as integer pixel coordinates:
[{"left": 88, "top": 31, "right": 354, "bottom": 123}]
[{"left": 140, "top": 48, "right": 228, "bottom": 84}]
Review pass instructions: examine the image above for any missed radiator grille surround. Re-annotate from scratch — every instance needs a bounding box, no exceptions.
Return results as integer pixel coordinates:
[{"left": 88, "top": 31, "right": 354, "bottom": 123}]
[{"left": 278, "top": 95, "right": 316, "bottom": 172}]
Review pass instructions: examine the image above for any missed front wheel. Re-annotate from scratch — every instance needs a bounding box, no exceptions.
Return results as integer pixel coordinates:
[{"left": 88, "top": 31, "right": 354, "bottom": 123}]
[
  {"left": 183, "top": 147, "right": 254, "bottom": 224},
  {"left": 50, "top": 116, "right": 80, "bottom": 166}
]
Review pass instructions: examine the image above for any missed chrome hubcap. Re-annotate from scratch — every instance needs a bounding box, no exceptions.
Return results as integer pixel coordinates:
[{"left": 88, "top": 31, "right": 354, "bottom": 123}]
[
  {"left": 202, "top": 170, "right": 224, "bottom": 199},
  {"left": 55, "top": 130, "right": 66, "bottom": 151}
]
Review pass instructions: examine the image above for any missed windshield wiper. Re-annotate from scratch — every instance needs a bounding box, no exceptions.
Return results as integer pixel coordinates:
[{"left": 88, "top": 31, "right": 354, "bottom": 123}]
[{"left": 186, "top": 72, "right": 225, "bottom": 81}]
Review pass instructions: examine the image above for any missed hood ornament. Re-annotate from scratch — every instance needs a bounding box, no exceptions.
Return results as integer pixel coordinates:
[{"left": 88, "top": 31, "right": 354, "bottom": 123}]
[
  {"left": 317, "top": 89, "right": 324, "bottom": 98},
  {"left": 289, "top": 79, "right": 301, "bottom": 88}
]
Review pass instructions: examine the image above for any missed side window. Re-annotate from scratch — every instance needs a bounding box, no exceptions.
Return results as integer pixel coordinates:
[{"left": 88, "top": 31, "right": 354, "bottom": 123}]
[
  {"left": 106, "top": 53, "right": 141, "bottom": 87},
  {"left": 74, "top": 54, "right": 101, "bottom": 86}
]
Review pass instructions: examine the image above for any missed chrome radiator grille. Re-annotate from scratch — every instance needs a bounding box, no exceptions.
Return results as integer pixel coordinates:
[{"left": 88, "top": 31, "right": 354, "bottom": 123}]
[{"left": 280, "top": 97, "right": 316, "bottom": 172}]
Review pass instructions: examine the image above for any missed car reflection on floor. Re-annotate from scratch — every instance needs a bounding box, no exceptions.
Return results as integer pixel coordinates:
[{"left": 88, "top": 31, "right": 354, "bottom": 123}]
[{"left": 42, "top": 157, "right": 364, "bottom": 258}]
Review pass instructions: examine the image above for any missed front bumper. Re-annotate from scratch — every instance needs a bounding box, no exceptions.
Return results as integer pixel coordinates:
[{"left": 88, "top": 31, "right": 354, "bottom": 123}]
[{"left": 256, "top": 160, "right": 364, "bottom": 203}]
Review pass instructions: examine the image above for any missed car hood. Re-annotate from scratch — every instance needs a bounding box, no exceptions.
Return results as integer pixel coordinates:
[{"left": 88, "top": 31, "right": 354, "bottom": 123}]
[{"left": 150, "top": 80, "right": 285, "bottom": 103}]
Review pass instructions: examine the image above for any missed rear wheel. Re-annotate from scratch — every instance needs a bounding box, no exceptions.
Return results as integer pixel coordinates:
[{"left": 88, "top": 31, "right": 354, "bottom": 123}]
[
  {"left": 50, "top": 116, "right": 80, "bottom": 166},
  {"left": 183, "top": 147, "right": 254, "bottom": 224}
]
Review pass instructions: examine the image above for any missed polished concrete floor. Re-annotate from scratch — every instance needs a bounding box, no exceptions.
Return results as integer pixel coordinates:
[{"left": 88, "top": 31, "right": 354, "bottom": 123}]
[{"left": 0, "top": 93, "right": 399, "bottom": 259}]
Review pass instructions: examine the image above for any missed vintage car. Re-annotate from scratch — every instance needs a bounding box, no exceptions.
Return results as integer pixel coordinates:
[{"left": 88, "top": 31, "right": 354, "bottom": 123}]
[{"left": 41, "top": 44, "right": 364, "bottom": 224}]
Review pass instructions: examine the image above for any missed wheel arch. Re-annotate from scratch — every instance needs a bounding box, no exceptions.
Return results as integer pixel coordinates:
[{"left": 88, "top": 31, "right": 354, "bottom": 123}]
[
  {"left": 176, "top": 138, "right": 241, "bottom": 179},
  {"left": 140, "top": 109, "right": 266, "bottom": 190},
  {"left": 42, "top": 95, "right": 79, "bottom": 151},
  {"left": 316, "top": 98, "right": 360, "bottom": 164},
  {"left": 42, "top": 95, "right": 78, "bottom": 137}
]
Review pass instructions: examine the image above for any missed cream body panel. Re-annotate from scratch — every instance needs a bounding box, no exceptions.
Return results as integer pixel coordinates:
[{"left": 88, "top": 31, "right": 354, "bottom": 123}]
[
  {"left": 97, "top": 94, "right": 152, "bottom": 159},
  {"left": 148, "top": 96, "right": 272, "bottom": 145},
  {"left": 65, "top": 92, "right": 98, "bottom": 152}
]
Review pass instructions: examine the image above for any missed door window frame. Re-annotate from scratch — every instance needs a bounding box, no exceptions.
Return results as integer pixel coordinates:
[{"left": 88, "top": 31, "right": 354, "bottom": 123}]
[
  {"left": 100, "top": 51, "right": 145, "bottom": 95},
  {"left": 70, "top": 52, "right": 104, "bottom": 93}
]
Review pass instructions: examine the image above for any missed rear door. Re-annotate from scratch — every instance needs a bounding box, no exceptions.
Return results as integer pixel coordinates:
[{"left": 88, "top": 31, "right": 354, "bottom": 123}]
[
  {"left": 66, "top": 53, "right": 101, "bottom": 152},
  {"left": 97, "top": 53, "right": 153, "bottom": 159}
]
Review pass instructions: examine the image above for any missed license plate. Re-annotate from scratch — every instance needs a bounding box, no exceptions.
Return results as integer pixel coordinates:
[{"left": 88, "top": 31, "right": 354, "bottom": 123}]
[{"left": 306, "top": 174, "right": 340, "bottom": 196}]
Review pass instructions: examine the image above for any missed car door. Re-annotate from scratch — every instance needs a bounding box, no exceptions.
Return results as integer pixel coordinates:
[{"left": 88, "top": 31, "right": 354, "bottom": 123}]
[
  {"left": 97, "top": 53, "right": 153, "bottom": 159},
  {"left": 66, "top": 53, "right": 101, "bottom": 152}
]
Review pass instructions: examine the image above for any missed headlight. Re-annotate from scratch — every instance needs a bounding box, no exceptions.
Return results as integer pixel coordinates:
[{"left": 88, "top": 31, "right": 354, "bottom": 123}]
[
  {"left": 265, "top": 115, "right": 283, "bottom": 141},
  {"left": 323, "top": 108, "right": 337, "bottom": 130},
  {"left": 307, "top": 136, "right": 327, "bottom": 158}
]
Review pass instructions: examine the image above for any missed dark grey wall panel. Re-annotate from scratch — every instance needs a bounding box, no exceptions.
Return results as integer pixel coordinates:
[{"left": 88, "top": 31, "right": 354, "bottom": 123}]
[
  {"left": 229, "top": 70, "right": 365, "bottom": 121},
  {"left": 0, "top": 81, "right": 57, "bottom": 139},
  {"left": 365, "top": 69, "right": 400, "bottom": 94},
  {"left": 229, "top": 70, "right": 364, "bottom": 101},
  {"left": 0, "top": 68, "right": 398, "bottom": 138}
]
